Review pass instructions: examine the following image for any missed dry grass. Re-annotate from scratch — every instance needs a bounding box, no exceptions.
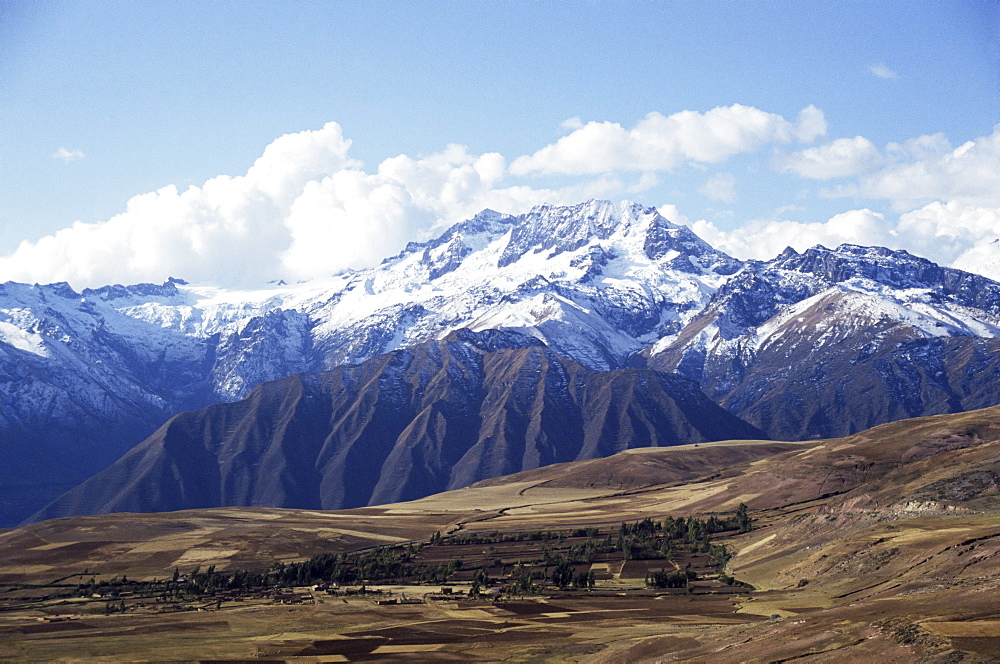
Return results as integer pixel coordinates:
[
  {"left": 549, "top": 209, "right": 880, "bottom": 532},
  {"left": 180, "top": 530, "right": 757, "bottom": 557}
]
[{"left": 2, "top": 412, "right": 1000, "bottom": 661}]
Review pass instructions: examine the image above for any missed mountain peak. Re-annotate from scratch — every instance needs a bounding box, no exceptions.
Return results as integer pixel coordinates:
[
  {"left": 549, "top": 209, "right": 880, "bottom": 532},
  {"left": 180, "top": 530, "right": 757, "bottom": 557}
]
[
  {"left": 768, "top": 241, "right": 980, "bottom": 294},
  {"left": 8, "top": 199, "right": 1000, "bottom": 526},
  {"left": 82, "top": 279, "right": 187, "bottom": 302},
  {"left": 498, "top": 200, "right": 649, "bottom": 267},
  {"left": 496, "top": 200, "right": 739, "bottom": 275},
  {"left": 445, "top": 327, "right": 546, "bottom": 352},
  {"left": 525, "top": 199, "right": 654, "bottom": 230}
]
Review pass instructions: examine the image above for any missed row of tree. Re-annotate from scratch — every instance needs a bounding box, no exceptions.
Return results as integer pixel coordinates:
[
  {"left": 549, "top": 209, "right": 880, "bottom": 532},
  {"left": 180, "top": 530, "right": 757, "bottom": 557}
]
[{"left": 68, "top": 504, "right": 755, "bottom": 604}]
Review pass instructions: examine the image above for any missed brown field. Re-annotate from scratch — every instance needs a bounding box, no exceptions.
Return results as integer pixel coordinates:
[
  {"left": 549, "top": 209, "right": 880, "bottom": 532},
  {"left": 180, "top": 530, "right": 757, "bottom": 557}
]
[{"left": 1, "top": 410, "right": 999, "bottom": 662}]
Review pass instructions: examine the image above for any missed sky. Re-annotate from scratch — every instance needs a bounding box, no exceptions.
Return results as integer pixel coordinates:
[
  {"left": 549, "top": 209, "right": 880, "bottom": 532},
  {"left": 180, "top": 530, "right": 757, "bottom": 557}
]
[{"left": 1, "top": 0, "right": 998, "bottom": 289}]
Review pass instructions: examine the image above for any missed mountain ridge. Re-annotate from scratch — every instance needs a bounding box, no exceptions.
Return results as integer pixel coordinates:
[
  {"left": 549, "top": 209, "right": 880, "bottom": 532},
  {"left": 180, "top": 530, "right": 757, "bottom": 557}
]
[
  {"left": 30, "top": 329, "right": 763, "bottom": 522},
  {"left": 648, "top": 241, "right": 1000, "bottom": 439},
  {"left": 5, "top": 199, "right": 1000, "bottom": 524}
]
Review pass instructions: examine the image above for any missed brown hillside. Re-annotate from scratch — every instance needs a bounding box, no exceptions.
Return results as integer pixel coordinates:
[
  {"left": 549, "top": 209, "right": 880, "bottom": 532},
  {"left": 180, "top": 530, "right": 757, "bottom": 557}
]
[
  {"left": 30, "top": 331, "right": 763, "bottom": 523},
  {"left": 1, "top": 405, "right": 998, "bottom": 661}
]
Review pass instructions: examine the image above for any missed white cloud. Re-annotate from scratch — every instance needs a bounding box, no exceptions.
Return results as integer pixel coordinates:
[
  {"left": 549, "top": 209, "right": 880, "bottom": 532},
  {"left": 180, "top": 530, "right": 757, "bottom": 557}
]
[
  {"left": 954, "top": 240, "right": 1000, "bottom": 281},
  {"left": 869, "top": 63, "right": 900, "bottom": 79},
  {"left": 509, "top": 105, "right": 826, "bottom": 176},
  {"left": 656, "top": 204, "right": 691, "bottom": 227},
  {"left": 776, "top": 136, "right": 883, "bottom": 179},
  {"left": 886, "top": 133, "right": 951, "bottom": 161},
  {"left": 825, "top": 126, "right": 1000, "bottom": 210},
  {"left": 692, "top": 208, "right": 897, "bottom": 261},
  {"left": 698, "top": 172, "right": 737, "bottom": 203},
  {"left": 53, "top": 147, "right": 85, "bottom": 163},
  {"left": 560, "top": 117, "right": 584, "bottom": 131},
  {"left": 243, "top": 122, "right": 362, "bottom": 202},
  {"left": 278, "top": 144, "right": 559, "bottom": 281},
  {"left": 690, "top": 200, "right": 1000, "bottom": 282},
  {"left": 895, "top": 201, "right": 1000, "bottom": 267},
  {"left": 9, "top": 112, "right": 1000, "bottom": 290},
  {"left": 0, "top": 123, "right": 629, "bottom": 289},
  {"left": 2, "top": 123, "right": 367, "bottom": 288}
]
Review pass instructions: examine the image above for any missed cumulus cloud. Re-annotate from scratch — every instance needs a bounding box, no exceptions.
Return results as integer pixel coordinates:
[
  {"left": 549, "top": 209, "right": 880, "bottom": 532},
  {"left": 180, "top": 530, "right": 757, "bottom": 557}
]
[
  {"left": 7, "top": 112, "right": 1000, "bottom": 289},
  {"left": 626, "top": 123, "right": 1000, "bottom": 279},
  {"left": 826, "top": 126, "right": 1000, "bottom": 210},
  {"left": 3, "top": 123, "right": 360, "bottom": 288},
  {"left": 869, "top": 63, "right": 900, "bottom": 79},
  {"left": 560, "top": 117, "right": 584, "bottom": 131},
  {"left": 53, "top": 147, "right": 85, "bottom": 163},
  {"left": 279, "top": 144, "right": 558, "bottom": 281},
  {"left": 776, "top": 136, "right": 883, "bottom": 179},
  {"left": 656, "top": 204, "right": 691, "bottom": 226},
  {"left": 954, "top": 240, "right": 1000, "bottom": 281},
  {"left": 0, "top": 123, "right": 627, "bottom": 289},
  {"left": 692, "top": 208, "right": 897, "bottom": 261},
  {"left": 886, "top": 133, "right": 951, "bottom": 160},
  {"left": 689, "top": 199, "right": 1000, "bottom": 281},
  {"left": 895, "top": 201, "right": 1000, "bottom": 267},
  {"left": 509, "top": 104, "right": 826, "bottom": 176},
  {"left": 698, "top": 172, "right": 737, "bottom": 203}
]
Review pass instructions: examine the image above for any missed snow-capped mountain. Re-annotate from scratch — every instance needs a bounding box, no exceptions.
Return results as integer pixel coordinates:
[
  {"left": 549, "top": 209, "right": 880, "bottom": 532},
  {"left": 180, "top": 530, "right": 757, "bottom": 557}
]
[
  {"left": 106, "top": 200, "right": 738, "bottom": 377},
  {"left": 5, "top": 199, "right": 1000, "bottom": 524},
  {"left": 648, "top": 243, "right": 1000, "bottom": 439},
  {"left": 1, "top": 201, "right": 739, "bottom": 524}
]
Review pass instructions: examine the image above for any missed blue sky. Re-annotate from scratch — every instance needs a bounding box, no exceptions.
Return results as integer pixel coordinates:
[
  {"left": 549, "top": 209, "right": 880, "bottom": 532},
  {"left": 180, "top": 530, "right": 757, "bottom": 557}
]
[{"left": 1, "top": 0, "right": 998, "bottom": 288}]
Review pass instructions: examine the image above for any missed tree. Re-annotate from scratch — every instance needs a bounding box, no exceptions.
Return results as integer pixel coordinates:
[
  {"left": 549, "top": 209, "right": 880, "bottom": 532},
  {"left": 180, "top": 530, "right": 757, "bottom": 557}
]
[
  {"left": 573, "top": 569, "right": 595, "bottom": 589},
  {"left": 551, "top": 560, "right": 574, "bottom": 589},
  {"left": 645, "top": 569, "right": 688, "bottom": 589},
  {"left": 509, "top": 567, "right": 536, "bottom": 595},
  {"left": 735, "top": 503, "right": 752, "bottom": 533},
  {"left": 471, "top": 568, "right": 490, "bottom": 588}
]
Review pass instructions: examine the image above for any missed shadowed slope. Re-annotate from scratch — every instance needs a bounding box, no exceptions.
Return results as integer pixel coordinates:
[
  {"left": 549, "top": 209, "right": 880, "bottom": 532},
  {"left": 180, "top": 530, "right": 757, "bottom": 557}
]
[
  {"left": 649, "top": 244, "right": 1000, "bottom": 441},
  {"left": 31, "top": 330, "right": 762, "bottom": 522}
]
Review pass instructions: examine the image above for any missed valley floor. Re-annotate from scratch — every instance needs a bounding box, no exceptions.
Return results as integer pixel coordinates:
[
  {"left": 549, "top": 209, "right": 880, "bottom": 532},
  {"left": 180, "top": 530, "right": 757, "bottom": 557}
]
[
  {"left": 1, "top": 508, "right": 997, "bottom": 662},
  {"left": 2, "top": 420, "right": 1000, "bottom": 662}
]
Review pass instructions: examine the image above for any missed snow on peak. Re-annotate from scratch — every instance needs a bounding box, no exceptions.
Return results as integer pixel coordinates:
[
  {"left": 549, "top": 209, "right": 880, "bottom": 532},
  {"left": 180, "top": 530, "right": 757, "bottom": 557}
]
[
  {"left": 82, "top": 278, "right": 189, "bottom": 304},
  {"left": 0, "top": 320, "right": 49, "bottom": 357},
  {"left": 6, "top": 201, "right": 1000, "bottom": 409},
  {"left": 498, "top": 200, "right": 645, "bottom": 267}
]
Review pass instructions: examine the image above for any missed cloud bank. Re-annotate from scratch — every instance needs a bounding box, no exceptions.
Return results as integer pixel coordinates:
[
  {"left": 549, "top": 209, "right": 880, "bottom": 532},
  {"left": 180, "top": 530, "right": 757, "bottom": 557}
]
[
  {"left": 776, "top": 136, "right": 883, "bottom": 179},
  {"left": 739, "top": 125, "right": 1000, "bottom": 279},
  {"left": 2, "top": 110, "right": 999, "bottom": 288},
  {"left": 510, "top": 105, "right": 826, "bottom": 175},
  {"left": 692, "top": 201, "right": 1000, "bottom": 281}
]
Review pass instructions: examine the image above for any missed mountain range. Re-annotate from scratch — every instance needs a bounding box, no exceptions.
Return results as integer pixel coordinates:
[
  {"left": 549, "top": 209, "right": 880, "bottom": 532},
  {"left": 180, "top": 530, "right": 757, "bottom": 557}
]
[
  {"left": 4, "top": 200, "right": 1000, "bottom": 525},
  {"left": 32, "top": 329, "right": 761, "bottom": 521}
]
